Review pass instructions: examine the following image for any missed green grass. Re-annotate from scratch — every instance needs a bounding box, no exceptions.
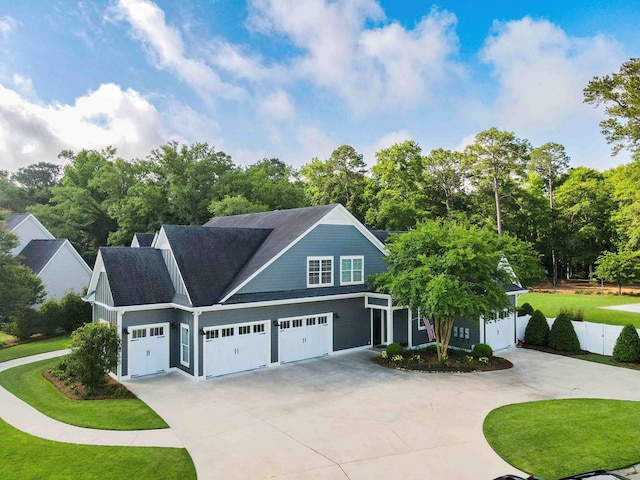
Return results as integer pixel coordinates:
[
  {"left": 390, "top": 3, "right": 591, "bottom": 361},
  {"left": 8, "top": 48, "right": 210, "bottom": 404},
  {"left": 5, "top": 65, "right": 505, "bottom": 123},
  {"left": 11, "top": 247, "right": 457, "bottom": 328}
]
[
  {"left": 484, "top": 399, "right": 640, "bottom": 479},
  {"left": 0, "top": 358, "right": 168, "bottom": 430},
  {"left": 1, "top": 418, "right": 196, "bottom": 480},
  {"left": 519, "top": 293, "right": 640, "bottom": 327},
  {"left": 0, "top": 331, "right": 15, "bottom": 347},
  {"left": 0, "top": 335, "right": 72, "bottom": 363}
]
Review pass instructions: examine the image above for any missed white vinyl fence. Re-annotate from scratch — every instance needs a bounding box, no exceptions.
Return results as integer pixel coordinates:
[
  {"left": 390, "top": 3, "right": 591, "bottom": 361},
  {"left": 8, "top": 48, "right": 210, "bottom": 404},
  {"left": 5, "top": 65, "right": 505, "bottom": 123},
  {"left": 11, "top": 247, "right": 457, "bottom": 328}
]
[{"left": 516, "top": 314, "right": 639, "bottom": 357}]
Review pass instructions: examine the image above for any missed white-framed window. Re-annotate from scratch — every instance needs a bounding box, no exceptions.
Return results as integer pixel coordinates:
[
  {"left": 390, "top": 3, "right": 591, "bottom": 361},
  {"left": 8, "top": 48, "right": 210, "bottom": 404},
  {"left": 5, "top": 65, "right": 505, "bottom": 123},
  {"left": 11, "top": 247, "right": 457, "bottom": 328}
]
[
  {"left": 180, "top": 324, "right": 189, "bottom": 367},
  {"left": 307, "top": 256, "right": 333, "bottom": 287},
  {"left": 340, "top": 256, "right": 364, "bottom": 285}
]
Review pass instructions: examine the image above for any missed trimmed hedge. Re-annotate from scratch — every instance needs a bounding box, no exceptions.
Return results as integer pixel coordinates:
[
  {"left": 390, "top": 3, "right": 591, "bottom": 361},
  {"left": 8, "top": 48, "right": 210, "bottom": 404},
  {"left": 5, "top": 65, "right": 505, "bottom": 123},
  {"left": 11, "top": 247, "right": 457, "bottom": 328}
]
[
  {"left": 548, "top": 313, "right": 581, "bottom": 352},
  {"left": 612, "top": 324, "right": 640, "bottom": 363},
  {"left": 472, "top": 343, "right": 493, "bottom": 358},
  {"left": 524, "top": 309, "right": 549, "bottom": 346},
  {"left": 518, "top": 302, "right": 534, "bottom": 316},
  {"left": 385, "top": 343, "right": 403, "bottom": 357}
]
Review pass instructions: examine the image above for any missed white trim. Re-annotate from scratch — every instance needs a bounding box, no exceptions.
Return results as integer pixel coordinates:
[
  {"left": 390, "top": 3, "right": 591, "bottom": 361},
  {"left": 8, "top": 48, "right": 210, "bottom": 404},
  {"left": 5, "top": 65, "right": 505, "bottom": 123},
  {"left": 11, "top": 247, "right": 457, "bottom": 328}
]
[
  {"left": 86, "top": 250, "right": 106, "bottom": 295},
  {"left": 116, "top": 311, "right": 123, "bottom": 379},
  {"left": 193, "top": 311, "right": 200, "bottom": 381},
  {"left": 339, "top": 255, "right": 364, "bottom": 286},
  {"left": 219, "top": 204, "right": 388, "bottom": 303},
  {"left": 61, "top": 239, "right": 92, "bottom": 276},
  {"left": 9, "top": 214, "right": 55, "bottom": 239},
  {"left": 307, "top": 256, "right": 334, "bottom": 288},
  {"left": 180, "top": 323, "right": 190, "bottom": 367}
]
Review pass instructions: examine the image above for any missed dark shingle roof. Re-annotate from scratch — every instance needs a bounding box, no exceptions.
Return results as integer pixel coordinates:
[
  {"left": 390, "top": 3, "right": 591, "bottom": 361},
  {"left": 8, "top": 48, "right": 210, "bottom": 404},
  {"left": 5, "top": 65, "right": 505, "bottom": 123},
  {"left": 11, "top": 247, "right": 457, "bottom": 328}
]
[
  {"left": 204, "top": 204, "right": 337, "bottom": 297},
  {"left": 163, "top": 225, "right": 272, "bottom": 307},
  {"left": 133, "top": 233, "right": 155, "bottom": 247},
  {"left": 368, "top": 229, "right": 404, "bottom": 244},
  {"left": 19, "top": 239, "right": 65, "bottom": 273},
  {"left": 4, "top": 213, "right": 30, "bottom": 231},
  {"left": 100, "top": 247, "right": 175, "bottom": 307}
]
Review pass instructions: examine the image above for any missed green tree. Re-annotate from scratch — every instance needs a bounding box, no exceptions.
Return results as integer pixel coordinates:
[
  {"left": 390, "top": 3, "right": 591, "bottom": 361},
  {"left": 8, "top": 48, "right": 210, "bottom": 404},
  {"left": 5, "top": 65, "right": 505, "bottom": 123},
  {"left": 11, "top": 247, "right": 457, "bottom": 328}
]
[
  {"left": 530, "top": 142, "right": 570, "bottom": 285},
  {"left": 364, "top": 141, "right": 427, "bottom": 230},
  {"left": 0, "top": 216, "right": 45, "bottom": 323},
  {"left": 240, "top": 158, "right": 306, "bottom": 210},
  {"left": 607, "top": 158, "right": 640, "bottom": 250},
  {"left": 465, "top": 128, "right": 531, "bottom": 236},
  {"left": 375, "top": 220, "right": 528, "bottom": 360},
  {"left": 11, "top": 162, "right": 62, "bottom": 206},
  {"left": 67, "top": 323, "right": 120, "bottom": 393},
  {"left": 301, "top": 145, "right": 367, "bottom": 220},
  {"left": 0, "top": 170, "right": 26, "bottom": 212},
  {"left": 584, "top": 58, "right": 640, "bottom": 155},
  {"left": 593, "top": 249, "right": 640, "bottom": 295},
  {"left": 423, "top": 148, "right": 469, "bottom": 217},
  {"left": 209, "top": 195, "right": 268, "bottom": 217}
]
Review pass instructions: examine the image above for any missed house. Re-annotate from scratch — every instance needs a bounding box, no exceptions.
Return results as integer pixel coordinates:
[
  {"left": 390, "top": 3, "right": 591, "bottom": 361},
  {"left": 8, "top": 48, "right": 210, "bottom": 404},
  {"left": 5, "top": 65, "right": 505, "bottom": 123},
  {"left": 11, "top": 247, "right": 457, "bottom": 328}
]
[
  {"left": 85, "top": 204, "right": 525, "bottom": 381},
  {"left": 130, "top": 232, "right": 156, "bottom": 248},
  {"left": 4, "top": 213, "right": 92, "bottom": 301}
]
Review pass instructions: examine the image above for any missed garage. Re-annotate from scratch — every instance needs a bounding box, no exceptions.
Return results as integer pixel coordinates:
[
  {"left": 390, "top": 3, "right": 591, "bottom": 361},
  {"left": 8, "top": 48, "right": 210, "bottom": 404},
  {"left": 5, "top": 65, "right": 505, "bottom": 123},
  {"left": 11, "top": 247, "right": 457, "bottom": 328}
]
[
  {"left": 204, "top": 321, "right": 270, "bottom": 378},
  {"left": 279, "top": 313, "right": 332, "bottom": 363},
  {"left": 128, "top": 322, "right": 170, "bottom": 378}
]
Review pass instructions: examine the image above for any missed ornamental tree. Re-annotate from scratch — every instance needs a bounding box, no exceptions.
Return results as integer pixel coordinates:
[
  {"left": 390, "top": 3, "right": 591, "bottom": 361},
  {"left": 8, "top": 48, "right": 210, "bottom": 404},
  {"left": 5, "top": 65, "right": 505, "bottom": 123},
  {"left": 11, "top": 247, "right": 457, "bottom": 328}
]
[
  {"left": 67, "top": 323, "right": 120, "bottom": 393},
  {"left": 374, "top": 219, "right": 540, "bottom": 360}
]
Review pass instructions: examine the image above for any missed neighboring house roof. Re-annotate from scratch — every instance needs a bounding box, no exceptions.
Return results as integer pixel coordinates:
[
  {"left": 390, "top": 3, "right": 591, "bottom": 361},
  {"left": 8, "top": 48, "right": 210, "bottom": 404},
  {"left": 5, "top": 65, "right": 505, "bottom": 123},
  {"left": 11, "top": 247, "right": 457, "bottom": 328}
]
[
  {"left": 4, "top": 213, "right": 31, "bottom": 231},
  {"left": 18, "top": 239, "right": 66, "bottom": 274},
  {"left": 100, "top": 247, "right": 175, "bottom": 307},
  {"left": 204, "top": 204, "right": 338, "bottom": 298},
  {"left": 368, "top": 229, "right": 404, "bottom": 244},
  {"left": 132, "top": 233, "right": 155, "bottom": 247},
  {"left": 163, "top": 225, "right": 272, "bottom": 307}
]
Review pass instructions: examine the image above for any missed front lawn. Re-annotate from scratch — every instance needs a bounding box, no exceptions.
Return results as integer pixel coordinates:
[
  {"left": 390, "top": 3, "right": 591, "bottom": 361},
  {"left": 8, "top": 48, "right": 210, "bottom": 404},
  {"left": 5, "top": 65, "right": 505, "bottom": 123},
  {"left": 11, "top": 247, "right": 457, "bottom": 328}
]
[
  {"left": 0, "top": 331, "right": 15, "bottom": 347},
  {"left": 0, "top": 335, "right": 72, "bottom": 363},
  {"left": 484, "top": 398, "right": 640, "bottom": 479},
  {"left": 519, "top": 293, "right": 640, "bottom": 327},
  {"left": 0, "top": 358, "right": 167, "bottom": 430},
  {"left": 1, "top": 418, "right": 196, "bottom": 480}
]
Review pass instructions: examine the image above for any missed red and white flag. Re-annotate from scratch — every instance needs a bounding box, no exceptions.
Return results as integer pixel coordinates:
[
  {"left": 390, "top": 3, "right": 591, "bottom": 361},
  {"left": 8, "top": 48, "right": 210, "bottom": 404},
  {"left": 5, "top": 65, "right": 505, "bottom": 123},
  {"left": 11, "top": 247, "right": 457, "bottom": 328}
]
[{"left": 422, "top": 317, "right": 436, "bottom": 342}]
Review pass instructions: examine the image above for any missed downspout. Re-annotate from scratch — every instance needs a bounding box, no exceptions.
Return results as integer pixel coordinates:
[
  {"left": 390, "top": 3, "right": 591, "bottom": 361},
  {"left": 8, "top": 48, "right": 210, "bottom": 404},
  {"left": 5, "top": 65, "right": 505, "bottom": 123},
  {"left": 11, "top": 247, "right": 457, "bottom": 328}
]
[{"left": 193, "top": 311, "right": 201, "bottom": 382}]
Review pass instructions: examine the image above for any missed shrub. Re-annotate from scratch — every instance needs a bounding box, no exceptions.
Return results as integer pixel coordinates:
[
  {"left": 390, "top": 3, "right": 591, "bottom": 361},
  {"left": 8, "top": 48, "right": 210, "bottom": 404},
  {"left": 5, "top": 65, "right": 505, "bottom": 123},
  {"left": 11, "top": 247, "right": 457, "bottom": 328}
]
[
  {"left": 67, "top": 323, "right": 120, "bottom": 393},
  {"left": 612, "top": 324, "right": 640, "bottom": 363},
  {"left": 39, "top": 299, "right": 64, "bottom": 336},
  {"left": 548, "top": 313, "right": 581, "bottom": 352},
  {"left": 472, "top": 343, "right": 493, "bottom": 358},
  {"left": 58, "top": 293, "right": 91, "bottom": 332},
  {"left": 4, "top": 308, "right": 39, "bottom": 339},
  {"left": 524, "top": 309, "right": 549, "bottom": 346},
  {"left": 558, "top": 308, "right": 584, "bottom": 322},
  {"left": 385, "top": 342, "right": 403, "bottom": 357},
  {"left": 518, "top": 302, "right": 534, "bottom": 316}
]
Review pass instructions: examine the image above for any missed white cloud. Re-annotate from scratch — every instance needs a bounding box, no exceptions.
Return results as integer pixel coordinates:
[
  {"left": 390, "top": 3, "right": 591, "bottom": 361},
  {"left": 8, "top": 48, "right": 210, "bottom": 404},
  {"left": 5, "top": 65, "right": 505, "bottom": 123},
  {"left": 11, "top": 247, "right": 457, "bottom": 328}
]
[
  {"left": 258, "top": 89, "right": 295, "bottom": 120},
  {"left": 0, "top": 82, "right": 168, "bottom": 170},
  {"left": 111, "top": 0, "right": 246, "bottom": 101},
  {"left": 248, "top": 1, "right": 461, "bottom": 113},
  {"left": 0, "top": 15, "right": 19, "bottom": 37}
]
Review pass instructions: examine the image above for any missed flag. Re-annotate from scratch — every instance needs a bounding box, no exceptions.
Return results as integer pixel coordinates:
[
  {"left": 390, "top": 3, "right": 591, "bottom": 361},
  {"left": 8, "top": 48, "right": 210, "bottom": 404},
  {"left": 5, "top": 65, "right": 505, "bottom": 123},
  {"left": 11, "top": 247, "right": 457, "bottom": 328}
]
[{"left": 423, "top": 317, "right": 436, "bottom": 342}]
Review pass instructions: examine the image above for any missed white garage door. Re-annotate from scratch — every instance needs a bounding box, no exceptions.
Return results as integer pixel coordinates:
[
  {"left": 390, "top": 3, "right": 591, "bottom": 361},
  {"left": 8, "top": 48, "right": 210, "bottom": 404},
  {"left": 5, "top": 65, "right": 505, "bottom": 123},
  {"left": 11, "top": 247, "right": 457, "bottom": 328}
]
[
  {"left": 204, "top": 321, "right": 269, "bottom": 378},
  {"left": 279, "top": 313, "right": 331, "bottom": 364},
  {"left": 484, "top": 315, "right": 515, "bottom": 351},
  {"left": 128, "top": 323, "right": 170, "bottom": 378}
]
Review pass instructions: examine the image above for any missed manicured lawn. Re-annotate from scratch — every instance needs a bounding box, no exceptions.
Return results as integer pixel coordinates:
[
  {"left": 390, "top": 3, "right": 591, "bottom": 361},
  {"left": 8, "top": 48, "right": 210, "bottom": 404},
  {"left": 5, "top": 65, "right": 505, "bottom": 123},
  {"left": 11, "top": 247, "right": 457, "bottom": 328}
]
[
  {"left": 1, "top": 418, "right": 196, "bottom": 480},
  {"left": 0, "top": 331, "right": 15, "bottom": 346},
  {"left": 0, "top": 335, "right": 72, "bottom": 363},
  {"left": 519, "top": 293, "right": 640, "bottom": 327},
  {"left": 0, "top": 358, "right": 168, "bottom": 430},
  {"left": 484, "top": 398, "right": 640, "bottom": 479}
]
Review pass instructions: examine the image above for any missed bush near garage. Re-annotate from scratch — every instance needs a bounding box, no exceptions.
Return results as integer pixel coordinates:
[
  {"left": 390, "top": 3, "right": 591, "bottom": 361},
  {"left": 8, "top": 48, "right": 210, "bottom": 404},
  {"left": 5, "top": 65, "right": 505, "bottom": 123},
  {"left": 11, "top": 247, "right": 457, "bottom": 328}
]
[
  {"left": 524, "top": 309, "right": 550, "bottom": 346},
  {"left": 472, "top": 343, "right": 493, "bottom": 358},
  {"left": 517, "top": 302, "right": 534, "bottom": 316},
  {"left": 385, "top": 342, "right": 404, "bottom": 357},
  {"left": 612, "top": 324, "right": 640, "bottom": 363},
  {"left": 548, "top": 313, "right": 581, "bottom": 352}
]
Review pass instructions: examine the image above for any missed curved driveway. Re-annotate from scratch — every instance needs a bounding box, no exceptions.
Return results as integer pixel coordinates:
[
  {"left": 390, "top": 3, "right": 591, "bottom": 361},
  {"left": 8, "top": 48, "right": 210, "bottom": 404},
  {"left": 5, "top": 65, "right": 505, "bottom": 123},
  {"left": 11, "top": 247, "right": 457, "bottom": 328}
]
[{"left": 125, "top": 348, "right": 640, "bottom": 480}]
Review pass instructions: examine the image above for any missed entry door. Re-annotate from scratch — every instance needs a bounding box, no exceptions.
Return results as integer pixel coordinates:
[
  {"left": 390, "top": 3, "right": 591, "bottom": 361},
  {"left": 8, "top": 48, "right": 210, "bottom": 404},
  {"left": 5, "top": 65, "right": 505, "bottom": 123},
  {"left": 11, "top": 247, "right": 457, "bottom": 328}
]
[
  {"left": 372, "top": 310, "right": 386, "bottom": 346},
  {"left": 279, "top": 314, "right": 331, "bottom": 363},
  {"left": 128, "top": 323, "right": 169, "bottom": 377}
]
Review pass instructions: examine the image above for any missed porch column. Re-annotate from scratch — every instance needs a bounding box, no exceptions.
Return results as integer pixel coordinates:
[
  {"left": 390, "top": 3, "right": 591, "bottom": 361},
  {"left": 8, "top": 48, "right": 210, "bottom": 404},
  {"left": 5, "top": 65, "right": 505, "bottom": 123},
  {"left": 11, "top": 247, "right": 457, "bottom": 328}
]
[{"left": 386, "top": 305, "right": 393, "bottom": 344}]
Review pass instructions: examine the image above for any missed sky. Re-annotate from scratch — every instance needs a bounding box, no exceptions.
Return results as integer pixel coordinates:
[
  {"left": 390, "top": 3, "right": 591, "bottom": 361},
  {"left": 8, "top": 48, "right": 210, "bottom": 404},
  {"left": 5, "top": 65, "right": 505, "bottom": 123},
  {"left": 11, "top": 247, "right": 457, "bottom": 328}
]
[{"left": 0, "top": 0, "right": 638, "bottom": 173}]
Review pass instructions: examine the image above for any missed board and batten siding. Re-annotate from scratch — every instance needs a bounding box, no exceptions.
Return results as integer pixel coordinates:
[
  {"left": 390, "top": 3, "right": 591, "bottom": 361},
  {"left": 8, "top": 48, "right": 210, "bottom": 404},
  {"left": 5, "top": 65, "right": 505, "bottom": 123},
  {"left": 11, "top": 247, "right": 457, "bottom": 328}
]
[
  {"left": 237, "top": 224, "right": 387, "bottom": 294},
  {"left": 160, "top": 248, "right": 189, "bottom": 297},
  {"left": 95, "top": 272, "right": 114, "bottom": 306},
  {"left": 94, "top": 304, "right": 117, "bottom": 327},
  {"left": 393, "top": 309, "right": 408, "bottom": 345}
]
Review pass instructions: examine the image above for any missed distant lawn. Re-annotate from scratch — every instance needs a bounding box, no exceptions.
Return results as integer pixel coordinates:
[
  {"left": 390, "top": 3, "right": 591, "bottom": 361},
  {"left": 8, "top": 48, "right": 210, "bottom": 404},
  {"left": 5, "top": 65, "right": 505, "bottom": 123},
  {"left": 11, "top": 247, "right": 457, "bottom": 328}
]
[
  {"left": 0, "top": 335, "right": 72, "bottom": 363},
  {"left": 519, "top": 293, "right": 640, "bottom": 327},
  {"left": 0, "top": 331, "right": 15, "bottom": 347},
  {"left": 484, "top": 399, "right": 640, "bottom": 479},
  {"left": 1, "top": 418, "right": 196, "bottom": 480},
  {"left": 0, "top": 358, "right": 167, "bottom": 430}
]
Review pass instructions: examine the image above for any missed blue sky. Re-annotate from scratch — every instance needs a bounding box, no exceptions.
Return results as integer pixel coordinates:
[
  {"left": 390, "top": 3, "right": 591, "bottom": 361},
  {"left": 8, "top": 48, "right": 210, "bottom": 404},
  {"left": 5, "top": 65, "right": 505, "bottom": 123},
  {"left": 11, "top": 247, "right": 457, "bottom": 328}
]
[{"left": 0, "top": 0, "right": 637, "bottom": 172}]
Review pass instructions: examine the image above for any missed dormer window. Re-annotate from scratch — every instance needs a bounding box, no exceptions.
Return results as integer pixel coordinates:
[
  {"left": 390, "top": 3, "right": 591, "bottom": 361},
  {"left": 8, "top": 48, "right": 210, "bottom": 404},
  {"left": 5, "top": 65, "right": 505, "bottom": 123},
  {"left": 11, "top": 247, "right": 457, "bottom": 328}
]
[
  {"left": 340, "top": 256, "right": 364, "bottom": 285},
  {"left": 307, "top": 256, "right": 333, "bottom": 287}
]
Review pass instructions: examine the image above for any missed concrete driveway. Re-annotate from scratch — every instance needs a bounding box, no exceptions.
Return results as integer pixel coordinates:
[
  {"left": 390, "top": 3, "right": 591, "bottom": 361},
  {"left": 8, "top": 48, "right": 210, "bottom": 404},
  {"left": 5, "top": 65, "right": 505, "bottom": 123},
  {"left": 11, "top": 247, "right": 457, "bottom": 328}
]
[{"left": 126, "top": 348, "right": 640, "bottom": 480}]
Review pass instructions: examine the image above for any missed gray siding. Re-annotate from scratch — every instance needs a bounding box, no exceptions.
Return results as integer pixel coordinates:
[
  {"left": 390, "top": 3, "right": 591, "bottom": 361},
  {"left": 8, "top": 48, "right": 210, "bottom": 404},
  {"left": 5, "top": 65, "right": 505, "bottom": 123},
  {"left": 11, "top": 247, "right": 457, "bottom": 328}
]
[
  {"left": 93, "top": 304, "right": 117, "bottom": 327},
  {"left": 393, "top": 309, "right": 408, "bottom": 345},
  {"left": 96, "top": 272, "right": 114, "bottom": 306},
  {"left": 39, "top": 243, "right": 90, "bottom": 300},
  {"left": 449, "top": 317, "right": 479, "bottom": 350},
  {"left": 237, "top": 224, "right": 387, "bottom": 294},
  {"left": 411, "top": 318, "right": 430, "bottom": 346},
  {"left": 160, "top": 248, "right": 189, "bottom": 298}
]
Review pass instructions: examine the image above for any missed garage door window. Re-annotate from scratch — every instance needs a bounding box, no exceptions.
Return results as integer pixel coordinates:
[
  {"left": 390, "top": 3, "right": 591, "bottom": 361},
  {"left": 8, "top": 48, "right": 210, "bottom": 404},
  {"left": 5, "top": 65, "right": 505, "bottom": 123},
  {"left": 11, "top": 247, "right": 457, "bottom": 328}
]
[{"left": 180, "top": 324, "right": 189, "bottom": 367}]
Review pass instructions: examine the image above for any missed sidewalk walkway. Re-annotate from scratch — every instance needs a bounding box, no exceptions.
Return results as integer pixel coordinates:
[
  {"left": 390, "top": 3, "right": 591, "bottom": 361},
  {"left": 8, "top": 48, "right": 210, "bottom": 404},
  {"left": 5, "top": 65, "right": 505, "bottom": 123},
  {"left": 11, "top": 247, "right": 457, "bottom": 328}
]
[{"left": 0, "top": 349, "right": 183, "bottom": 448}]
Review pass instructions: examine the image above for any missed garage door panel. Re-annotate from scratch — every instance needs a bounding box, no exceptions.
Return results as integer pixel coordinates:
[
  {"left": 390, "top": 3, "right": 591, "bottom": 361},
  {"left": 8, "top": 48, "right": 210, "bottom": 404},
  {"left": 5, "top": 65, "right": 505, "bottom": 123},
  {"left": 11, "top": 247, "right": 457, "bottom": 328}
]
[
  {"left": 204, "top": 322, "right": 269, "bottom": 378},
  {"left": 279, "top": 314, "right": 331, "bottom": 364},
  {"left": 128, "top": 323, "right": 169, "bottom": 378}
]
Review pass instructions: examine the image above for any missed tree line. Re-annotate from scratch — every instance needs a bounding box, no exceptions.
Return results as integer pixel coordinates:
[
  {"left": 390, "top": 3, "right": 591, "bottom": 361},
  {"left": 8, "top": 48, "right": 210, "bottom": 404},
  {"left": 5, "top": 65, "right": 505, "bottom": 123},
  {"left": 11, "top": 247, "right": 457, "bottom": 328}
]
[{"left": 1, "top": 58, "right": 638, "bottom": 286}]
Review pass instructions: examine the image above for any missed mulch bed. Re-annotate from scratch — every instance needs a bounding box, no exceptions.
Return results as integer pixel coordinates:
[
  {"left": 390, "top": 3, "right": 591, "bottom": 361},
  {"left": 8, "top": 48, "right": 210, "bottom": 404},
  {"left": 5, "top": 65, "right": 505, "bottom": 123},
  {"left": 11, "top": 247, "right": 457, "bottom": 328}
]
[
  {"left": 374, "top": 352, "right": 513, "bottom": 373},
  {"left": 42, "top": 369, "right": 137, "bottom": 400}
]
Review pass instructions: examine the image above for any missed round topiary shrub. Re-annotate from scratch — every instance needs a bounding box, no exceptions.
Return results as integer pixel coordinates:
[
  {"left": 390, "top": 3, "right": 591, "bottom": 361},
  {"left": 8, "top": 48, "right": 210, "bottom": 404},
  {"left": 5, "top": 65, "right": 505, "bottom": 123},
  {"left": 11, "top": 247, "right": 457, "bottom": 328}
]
[
  {"left": 518, "top": 302, "right": 534, "bottom": 316},
  {"left": 524, "top": 309, "right": 549, "bottom": 346},
  {"left": 612, "top": 324, "right": 640, "bottom": 363},
  {"left": 472, "top": 343, "right": 493, "bottom": 358},
  {"left": 385, "top": 342, "right": 404, "bottom": 357},
  {"left": 548, "top": 313, "right": 581, "bottom": 352}
]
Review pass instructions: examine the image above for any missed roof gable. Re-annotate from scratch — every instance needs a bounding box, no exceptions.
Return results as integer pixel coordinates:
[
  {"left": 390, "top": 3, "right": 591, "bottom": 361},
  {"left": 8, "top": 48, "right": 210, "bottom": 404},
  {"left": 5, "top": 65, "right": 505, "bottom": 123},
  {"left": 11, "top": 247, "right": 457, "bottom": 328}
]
[
  {"left": 4, "top": 213, "right": 30, "bottom": 231},
  {"left": 18, "top": 239, "right": 65, "bottom": 274},
  {"left": 100, "top": 247, "right": 175, "bottom": 307},
  {"left": 163, "top": 225, "right": 272, "bottom": 307},
  {"left": 131, "top": 233, "right": 156, "bottom": 248}
]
